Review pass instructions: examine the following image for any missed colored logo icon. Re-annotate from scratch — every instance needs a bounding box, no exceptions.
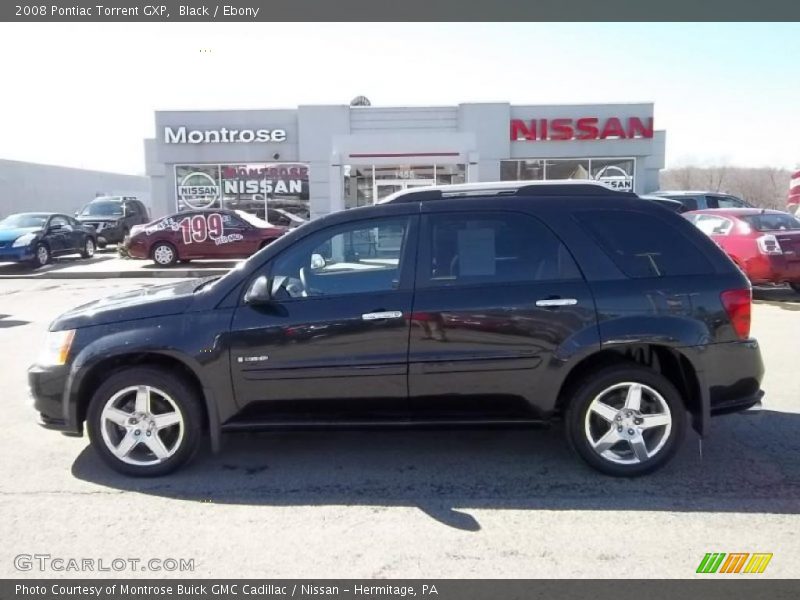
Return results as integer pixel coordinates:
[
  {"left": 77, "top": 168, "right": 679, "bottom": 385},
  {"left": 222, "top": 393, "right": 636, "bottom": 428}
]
[{"left": 696, "top": 552, "right": 773, "bottom": 574}]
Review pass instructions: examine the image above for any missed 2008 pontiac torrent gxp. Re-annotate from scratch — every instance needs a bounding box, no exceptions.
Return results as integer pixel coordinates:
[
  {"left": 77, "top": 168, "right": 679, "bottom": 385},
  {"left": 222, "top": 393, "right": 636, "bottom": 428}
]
[{"left": 29, "top": 182, "right": 765, "bottom": 477}]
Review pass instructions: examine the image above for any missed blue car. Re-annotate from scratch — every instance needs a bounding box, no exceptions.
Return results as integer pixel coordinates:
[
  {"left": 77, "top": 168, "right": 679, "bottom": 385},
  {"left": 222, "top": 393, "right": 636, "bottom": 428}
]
[{"left": 0, "top": 213, "right": 97, "bottom": 268}]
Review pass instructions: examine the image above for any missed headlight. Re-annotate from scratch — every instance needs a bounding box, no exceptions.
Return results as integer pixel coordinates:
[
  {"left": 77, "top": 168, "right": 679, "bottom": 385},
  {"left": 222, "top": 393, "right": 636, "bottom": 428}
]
[
  {"left": 12, "top": 232, "right": 37, "bottom": 247},
  {"left": 37, "top": 330, "right": 76, "bottom": 366}
]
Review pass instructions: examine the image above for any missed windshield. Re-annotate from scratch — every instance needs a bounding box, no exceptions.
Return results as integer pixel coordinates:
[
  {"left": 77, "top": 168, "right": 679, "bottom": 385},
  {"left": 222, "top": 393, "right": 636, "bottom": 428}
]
[
  {"left": 741, "top": 213, "right": 800, "bottom": 231},
  {"left": 80, "top": 201, "right": 124, "bottom": 217},
  {"left": 0, "top": 214, "right": 48, "bottom": 229},
  {"left": 235, "top": 210, "right": 271, "bottom": 228}
]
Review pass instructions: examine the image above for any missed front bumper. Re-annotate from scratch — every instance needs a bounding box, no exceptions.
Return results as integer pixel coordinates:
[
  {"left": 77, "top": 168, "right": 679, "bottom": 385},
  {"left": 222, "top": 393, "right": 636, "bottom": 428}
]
[
  {"left": 28, "top": 363, "right": 82, "bottom": 435},
  {"left": 0, "top": 245, "right": 35, "bottom": 262}
]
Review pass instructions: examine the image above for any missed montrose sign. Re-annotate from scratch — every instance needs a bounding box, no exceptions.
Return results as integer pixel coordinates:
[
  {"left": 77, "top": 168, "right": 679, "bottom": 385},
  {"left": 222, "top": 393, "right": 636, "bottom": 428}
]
[
  {"left": 164, "top": 126, "right": 287, "bottom": 144},
  {"left": 510, "top": 117, "right": 654, "bottom": 141}
]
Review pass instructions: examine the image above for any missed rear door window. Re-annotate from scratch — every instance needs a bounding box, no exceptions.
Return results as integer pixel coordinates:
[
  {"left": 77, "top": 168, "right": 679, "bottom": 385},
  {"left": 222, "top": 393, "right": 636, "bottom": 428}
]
[
  {"left": 576, "top": 210, "right": 713, "bottom": 278},
  {"left": 419, "top": 211, "right": 582, "bottom": 287}
]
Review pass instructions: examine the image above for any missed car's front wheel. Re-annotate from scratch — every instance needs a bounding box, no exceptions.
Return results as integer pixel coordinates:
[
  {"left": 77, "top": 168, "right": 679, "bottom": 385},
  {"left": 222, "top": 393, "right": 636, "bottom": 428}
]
[
  {"left": 32, "top": 243, "right": 50, "bottom": 268},
  {"left": 86, "top": 367, "right": 204, "bottom": 476},
  {"left": 80, "top": 237, "right": 95, "bottom": 259},
  {"left": 151, "top": 242, "right": 178, "bottom": 267},
  {"left": 790, "top": 282, "right": 800, "bottom": 294},
  {"left": 565, "top": 364, "right": 686, "bottom": 477}
]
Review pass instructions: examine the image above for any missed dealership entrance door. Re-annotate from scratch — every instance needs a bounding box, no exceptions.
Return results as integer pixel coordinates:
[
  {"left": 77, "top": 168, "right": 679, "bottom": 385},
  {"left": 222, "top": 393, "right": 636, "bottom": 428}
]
[{"left": 374, "top": 179, "right": 435, "bottom": 204}]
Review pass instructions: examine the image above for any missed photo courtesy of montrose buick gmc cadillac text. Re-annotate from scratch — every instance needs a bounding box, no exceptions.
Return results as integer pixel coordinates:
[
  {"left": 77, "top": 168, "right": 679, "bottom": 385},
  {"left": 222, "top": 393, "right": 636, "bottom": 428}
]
[{"left": 29, "top": 181, "right": 765, "bottom": 477}]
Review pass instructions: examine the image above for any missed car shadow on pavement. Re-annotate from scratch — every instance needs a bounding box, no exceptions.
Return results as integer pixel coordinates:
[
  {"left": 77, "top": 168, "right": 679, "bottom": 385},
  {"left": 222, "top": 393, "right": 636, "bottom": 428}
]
[
  {"left": 753, "top": 286, "right": 800, "bottom": 311},
  {"left": 71, "top": 409, "right": 800, "bottom": 530},
  {"left": 0, "top": 314, "right": 30, "bottom": 328}
]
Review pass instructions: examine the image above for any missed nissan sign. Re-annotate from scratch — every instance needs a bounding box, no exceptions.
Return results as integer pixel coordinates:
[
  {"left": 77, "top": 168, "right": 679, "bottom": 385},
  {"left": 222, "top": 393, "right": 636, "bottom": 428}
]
[
  {"left": 164, "top": 126, "right": 287, "bottom": 144},
  {"left": 510, "top": 117, "right": 654, "bottom": 141}
]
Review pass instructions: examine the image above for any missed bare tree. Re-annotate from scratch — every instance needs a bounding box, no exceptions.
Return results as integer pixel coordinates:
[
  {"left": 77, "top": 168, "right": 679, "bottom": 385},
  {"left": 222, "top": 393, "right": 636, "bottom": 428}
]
[{"left": 660, "top": 166, "right": 792, "bottom": 210}]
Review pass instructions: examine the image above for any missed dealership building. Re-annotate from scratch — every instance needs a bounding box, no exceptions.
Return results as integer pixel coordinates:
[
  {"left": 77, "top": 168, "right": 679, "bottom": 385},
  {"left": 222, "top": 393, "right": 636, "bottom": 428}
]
[{"left": 144, "top": 102, "right": 666, "bottom": 220}]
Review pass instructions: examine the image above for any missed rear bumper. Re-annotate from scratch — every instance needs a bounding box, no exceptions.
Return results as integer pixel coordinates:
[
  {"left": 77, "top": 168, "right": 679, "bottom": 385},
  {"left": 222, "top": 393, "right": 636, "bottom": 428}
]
[
  {"left": 745, "top": 255, "right": 800, "bottom": 284},
  {"left": 710, "top": 389, "right": 764, "bottom": 416}
]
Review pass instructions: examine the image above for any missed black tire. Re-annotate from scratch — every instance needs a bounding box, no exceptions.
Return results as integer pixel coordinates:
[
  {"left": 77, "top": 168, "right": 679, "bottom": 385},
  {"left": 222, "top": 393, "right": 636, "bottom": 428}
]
[
  {"left": 151, "top": 241, "right": 178, "bottom": 267},
  {"left": 565, "top": 364, "right": 686, "bottom": 477},
  {"left": 790, "top": 283, "right": 800, "bottom": 294},
  {"left": 97, "top": 241, "right": 107, "bottom": 249},
  {"left": 86, "top": 367, "right": 204, "bottom": 477},
  {"left": 31, "top": 242, "right": 50, "bottom": 268},
  {"left": 80, "top": 237, "right": 96, "bottom": 259}
]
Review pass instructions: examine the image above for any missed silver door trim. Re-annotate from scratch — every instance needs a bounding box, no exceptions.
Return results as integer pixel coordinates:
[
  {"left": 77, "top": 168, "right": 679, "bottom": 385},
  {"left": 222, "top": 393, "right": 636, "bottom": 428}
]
[
  {"left": 362, "top": 311, "right": 403, "bottom": 321},
  {"left": 535, "top": 298, "right": 578, "bottom": 307}
]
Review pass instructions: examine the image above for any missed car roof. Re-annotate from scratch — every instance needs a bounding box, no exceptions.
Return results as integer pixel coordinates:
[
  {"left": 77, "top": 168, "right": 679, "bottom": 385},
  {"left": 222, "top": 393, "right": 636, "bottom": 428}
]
[
  {"left": 380, "top": 179, "right": 633, "bottom": 204},
  {"left": 6, "top": 212, "right": 53, "bottom": 217}
]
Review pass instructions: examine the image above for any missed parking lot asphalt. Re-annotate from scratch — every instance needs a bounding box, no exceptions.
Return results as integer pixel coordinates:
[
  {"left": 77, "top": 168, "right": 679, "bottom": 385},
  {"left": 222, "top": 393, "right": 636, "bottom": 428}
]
[{"left": 0, "top": 279, "right": 798, "bottom": 578}]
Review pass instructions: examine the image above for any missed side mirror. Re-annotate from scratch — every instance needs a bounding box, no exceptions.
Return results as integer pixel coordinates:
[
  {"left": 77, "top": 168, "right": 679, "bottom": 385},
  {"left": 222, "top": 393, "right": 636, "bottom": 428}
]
[
  {"left": 243, "top": 275, "right": 272, "bottom": 305},
  {"left": 310, "top": 253, "right": 326, "bottom": 270}
]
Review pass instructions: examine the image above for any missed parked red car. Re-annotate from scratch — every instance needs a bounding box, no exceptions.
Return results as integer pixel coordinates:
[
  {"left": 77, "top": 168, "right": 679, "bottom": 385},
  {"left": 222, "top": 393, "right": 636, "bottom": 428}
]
[
  {"left": 124, "top": 209, "right": 288, "bottom": 266},
  {"left": 685, "top": 208, "right": 800, "bottom": 292}
]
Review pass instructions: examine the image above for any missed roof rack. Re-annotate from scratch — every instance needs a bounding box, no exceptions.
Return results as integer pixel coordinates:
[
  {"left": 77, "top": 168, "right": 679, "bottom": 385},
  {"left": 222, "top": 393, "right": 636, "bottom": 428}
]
[{"left": 380, "top": 179, "right": 633, "bottom": 204}]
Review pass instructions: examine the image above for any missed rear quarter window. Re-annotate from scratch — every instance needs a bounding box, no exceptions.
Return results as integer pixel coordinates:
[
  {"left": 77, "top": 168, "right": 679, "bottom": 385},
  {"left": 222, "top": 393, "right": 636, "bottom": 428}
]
[{"left": 575, "top": 210, "right": 714, "bottom": 278}]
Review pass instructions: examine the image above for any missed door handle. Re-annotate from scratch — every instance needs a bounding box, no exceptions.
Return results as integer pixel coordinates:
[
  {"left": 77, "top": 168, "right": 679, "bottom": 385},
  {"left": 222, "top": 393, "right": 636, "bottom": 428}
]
[
  {"left": 362, "top": 311, "right": 403, "bottom": 321},
  {"left": 535, "top": 298, "right": 578, "bottom": 307}
]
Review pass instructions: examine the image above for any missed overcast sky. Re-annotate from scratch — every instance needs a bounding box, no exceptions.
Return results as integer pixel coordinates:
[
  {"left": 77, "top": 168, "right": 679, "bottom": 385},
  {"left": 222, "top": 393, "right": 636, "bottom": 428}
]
[{"left": 0, "top": 22, "right": 797, "bottom": 175}]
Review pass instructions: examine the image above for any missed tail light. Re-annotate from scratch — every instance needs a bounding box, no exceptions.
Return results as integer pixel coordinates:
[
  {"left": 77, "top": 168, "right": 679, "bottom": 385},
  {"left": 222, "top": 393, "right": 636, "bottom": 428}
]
[
  {"left": 720, "top": 288, "right": 752, "bottom": 339},
  {"left": 756, "top": 234, "right": 782, "bottom": 255}
]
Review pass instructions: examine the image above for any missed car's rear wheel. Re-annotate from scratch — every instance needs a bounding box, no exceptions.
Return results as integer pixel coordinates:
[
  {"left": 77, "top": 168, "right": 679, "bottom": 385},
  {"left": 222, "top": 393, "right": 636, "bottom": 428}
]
[
  {"left": 152, "top": 242, "right": 178, "bottom": 266},
  {"left": 86, "top": 367, "right": 203, "bottom": 476},
  {"left": 32, "top": 243, "right": 50, "bottom": 268},
  {"left": 80, "top": 237, "right": 95, "bottom": 259},
  {"left": 565, "top": 364, "right": 686, "bottom": 477}
]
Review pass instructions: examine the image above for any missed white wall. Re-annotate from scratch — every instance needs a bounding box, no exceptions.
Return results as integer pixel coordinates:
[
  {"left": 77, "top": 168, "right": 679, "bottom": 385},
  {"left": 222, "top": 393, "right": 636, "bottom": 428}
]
[{"left": 0, "top": 159, "right": 149, "bottom": 218}]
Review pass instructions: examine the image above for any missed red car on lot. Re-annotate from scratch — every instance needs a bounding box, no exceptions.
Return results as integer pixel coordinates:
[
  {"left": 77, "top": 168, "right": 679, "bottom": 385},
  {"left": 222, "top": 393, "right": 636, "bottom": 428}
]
[
  {"left": 685, "top": 208, "right": 800, "bottom": 292},
  {"left": 125, "top": 209, "right": 288, "bottom": 266}
]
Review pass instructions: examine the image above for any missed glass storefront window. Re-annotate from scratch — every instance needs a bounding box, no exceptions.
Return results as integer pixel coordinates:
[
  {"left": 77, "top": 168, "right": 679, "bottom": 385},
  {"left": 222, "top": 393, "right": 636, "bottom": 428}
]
[
  {"left": 174, "top": 163, "right": 310, "bottom": 221},
  {"left": 500, "top": 158, "right": 635, "bottom": 192},
  {"left": 500, "top": 159, "right": 545, "bottom": 181},
  {"left": 344, "top": 164, "right": 466, "bottom": 209},
  {"left": 543, "top": 159, "right": 590, "bottom": 180}
]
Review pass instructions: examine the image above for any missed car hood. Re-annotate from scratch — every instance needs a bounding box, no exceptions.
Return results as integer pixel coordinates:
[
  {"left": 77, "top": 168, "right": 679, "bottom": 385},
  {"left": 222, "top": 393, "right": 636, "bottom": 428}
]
[
  {"left": 0, "top": 227, "right": 41, "bottom": 242},
  {"left": 50, "top": 279, "right": 199, "bottom": 331}
]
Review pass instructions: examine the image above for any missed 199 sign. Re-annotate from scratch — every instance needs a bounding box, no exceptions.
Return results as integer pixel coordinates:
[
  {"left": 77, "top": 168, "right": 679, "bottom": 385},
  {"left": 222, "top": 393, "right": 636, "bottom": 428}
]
[{"left": 178, "top": 214, "right": 224, "bottom": 244}]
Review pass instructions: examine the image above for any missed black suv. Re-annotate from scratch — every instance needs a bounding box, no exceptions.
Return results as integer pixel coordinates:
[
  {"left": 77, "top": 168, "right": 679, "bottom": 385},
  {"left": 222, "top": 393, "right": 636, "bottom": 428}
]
[
  {"left": 30, "top": 182, "right": 764, "bottom": 477},
  {"left": 75, "top": 196, "right": 150, "bottom": 247}
]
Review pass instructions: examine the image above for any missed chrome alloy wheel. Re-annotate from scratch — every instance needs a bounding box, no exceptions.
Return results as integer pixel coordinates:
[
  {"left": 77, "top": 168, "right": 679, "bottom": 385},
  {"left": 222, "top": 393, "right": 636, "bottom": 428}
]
[
  {"left": 100, "top": 385, "right": 184, "bottom": 466},
  {"left": 36, "top": 245, "right": 49, "bottom": 266},
  {"left": 153, "top": 244, "right": 174, "bottom": 265},
  {"left": 584, "top": 382, "right": 672, "bottom": 465},
  {"left": 85, "top": 238, "right": 95, "bottom": 257}
]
